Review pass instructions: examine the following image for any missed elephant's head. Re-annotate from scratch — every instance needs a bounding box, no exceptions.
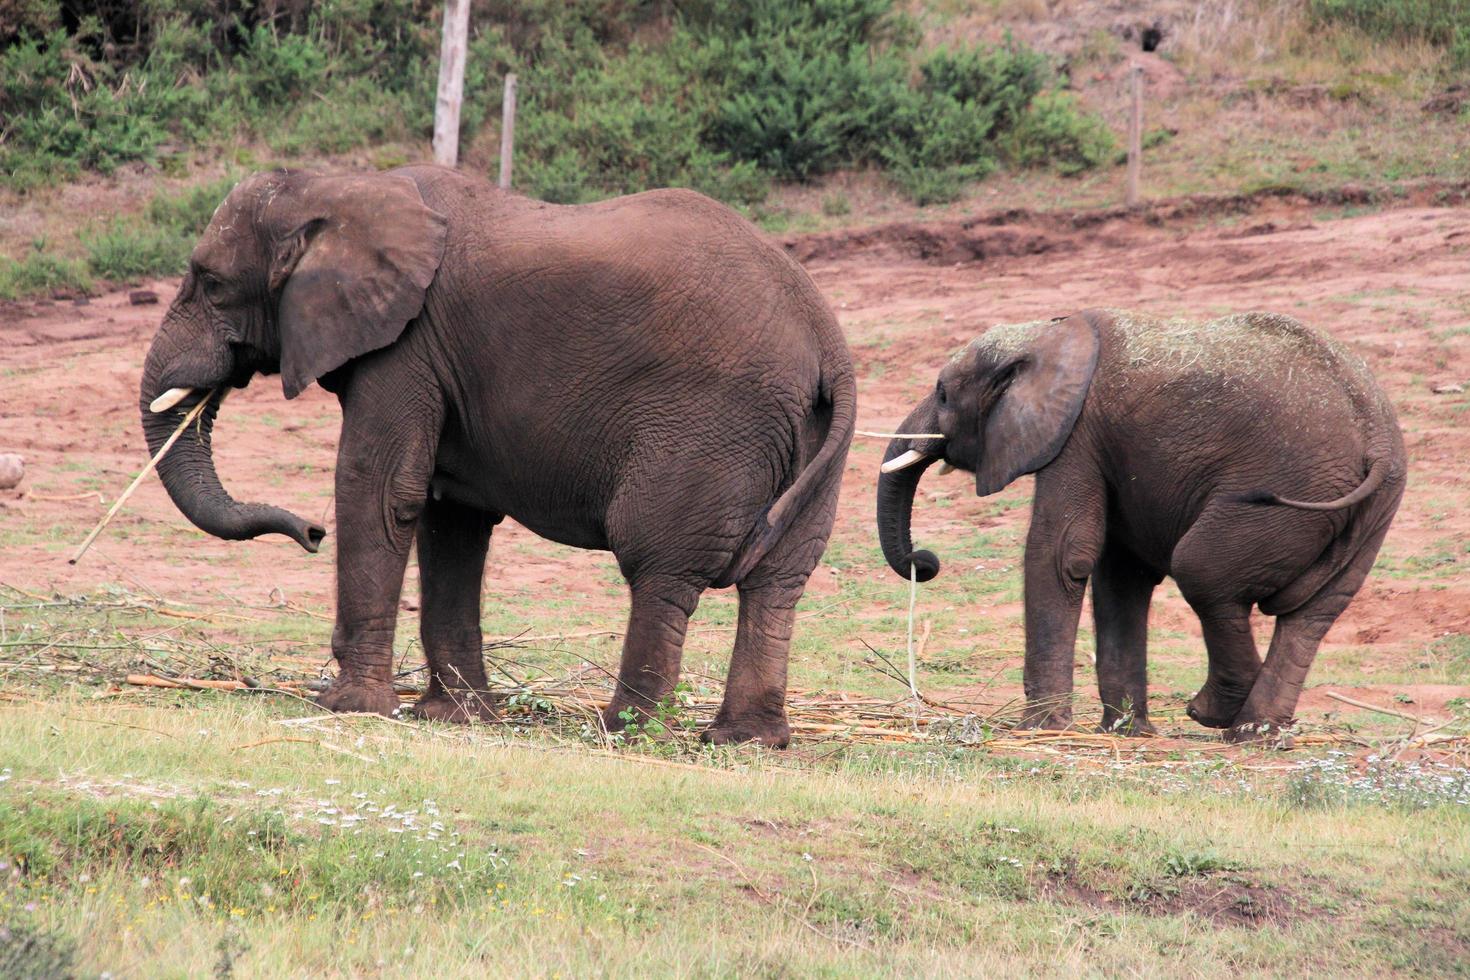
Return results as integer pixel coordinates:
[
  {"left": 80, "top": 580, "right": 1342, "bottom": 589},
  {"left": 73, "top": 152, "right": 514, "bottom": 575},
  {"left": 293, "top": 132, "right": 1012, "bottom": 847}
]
[
  {"left": 875, "top": 313, "right": 1100, "bottom": 581},
  {"left": 139, "top": 170, "right": 448, "bottom": 551}
]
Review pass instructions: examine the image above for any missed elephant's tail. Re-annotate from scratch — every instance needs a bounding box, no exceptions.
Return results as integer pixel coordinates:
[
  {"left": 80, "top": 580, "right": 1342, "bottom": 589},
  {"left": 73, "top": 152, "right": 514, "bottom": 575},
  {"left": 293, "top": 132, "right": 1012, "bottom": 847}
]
[
  {"left": 716, "top": 354, "right": 856, "bottom": 588},
  {"left": 1239, "top": 456, "right": 1391, "bottom": 512}
]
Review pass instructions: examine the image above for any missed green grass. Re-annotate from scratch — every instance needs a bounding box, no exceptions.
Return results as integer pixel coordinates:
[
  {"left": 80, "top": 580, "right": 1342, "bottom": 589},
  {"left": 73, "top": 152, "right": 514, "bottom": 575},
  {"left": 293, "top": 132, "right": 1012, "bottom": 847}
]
[
  {"left": 0, "top": 247, "right": 91, "bottom": 300},
  {"left": 0, "top": 690, "right": 1466, "bottom": 975}
]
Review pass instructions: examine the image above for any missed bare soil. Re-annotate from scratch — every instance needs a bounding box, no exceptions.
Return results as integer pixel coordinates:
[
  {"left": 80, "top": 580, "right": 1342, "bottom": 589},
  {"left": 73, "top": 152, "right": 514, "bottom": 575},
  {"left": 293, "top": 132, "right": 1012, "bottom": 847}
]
[{"left": 1, "top": 193, "right": 1466, "bottom": 743}]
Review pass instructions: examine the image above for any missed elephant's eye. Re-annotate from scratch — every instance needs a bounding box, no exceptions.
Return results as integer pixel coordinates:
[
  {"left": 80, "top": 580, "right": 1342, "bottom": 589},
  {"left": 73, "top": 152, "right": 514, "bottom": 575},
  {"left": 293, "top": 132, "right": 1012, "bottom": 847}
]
[
  {"left": 197, "top": 270, "right": 227, "bottom": 302},
  {"left": 936, "top": 381, "right": 947, "bottom": 406}
]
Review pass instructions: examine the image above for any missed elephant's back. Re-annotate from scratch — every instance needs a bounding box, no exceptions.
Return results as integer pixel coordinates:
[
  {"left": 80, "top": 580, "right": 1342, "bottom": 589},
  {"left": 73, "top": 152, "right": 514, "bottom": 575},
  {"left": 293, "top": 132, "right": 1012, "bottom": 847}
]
[
  {"left": 403, "top": 169, "right": 842, "bottom": 547},
  {"left": 1088, "top": 309, "right": 1392, "bottom": 555}
]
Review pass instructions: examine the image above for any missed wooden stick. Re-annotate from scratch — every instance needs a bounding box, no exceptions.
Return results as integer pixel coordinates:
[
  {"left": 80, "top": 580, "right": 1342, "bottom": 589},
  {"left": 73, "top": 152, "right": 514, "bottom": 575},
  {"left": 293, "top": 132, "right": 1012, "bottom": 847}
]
[
  {"left": 1126, "top": 63, "right": 1144, "bottom": 207},
  {"left": 69, "top": 392, "right": 215, "bottom": 565},
  {"left": 855, "top": 430, "right": 944, "bottom": 439},
  {"left": 498, "top": 73, "right": 518, "bottom": 189},
  {"left": 432, "top": 0, "right": 470, "bottom": 166},
  {"left": 235, "top": 736, "right": 316, "bottom": 750},
  {"left": 1324, "top": 690, "right": 1435, "bottom": 725},
  {"left": 26, "top": 491, "right": 104, "bottom": 503},
  {"left": 126, "top": 673, "right": 246, "bottom": 691},
  {"left": 906, "top": 562, "right": 921, "bottom": 703}
]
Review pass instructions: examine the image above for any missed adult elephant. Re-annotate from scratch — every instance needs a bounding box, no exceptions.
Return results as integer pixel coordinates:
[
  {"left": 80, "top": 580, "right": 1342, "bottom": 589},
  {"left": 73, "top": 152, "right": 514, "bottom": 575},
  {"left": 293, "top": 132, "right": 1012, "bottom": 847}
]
[
  {"left": 139, "top": 166, "right": 854, "bottom": 747},
  {"left": 875, "top": 309, "right": 1404, "bottom": 742}
]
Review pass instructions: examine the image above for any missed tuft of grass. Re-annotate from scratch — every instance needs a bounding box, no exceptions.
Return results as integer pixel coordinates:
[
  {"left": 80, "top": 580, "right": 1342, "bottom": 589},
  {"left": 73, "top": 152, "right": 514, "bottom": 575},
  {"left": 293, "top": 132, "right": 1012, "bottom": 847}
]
[
  {"left": 82, "top": 219, "right": 192, "bottom": 283},
  {"left": 0, "top": 246, "right": 91, "bottom": 299}
]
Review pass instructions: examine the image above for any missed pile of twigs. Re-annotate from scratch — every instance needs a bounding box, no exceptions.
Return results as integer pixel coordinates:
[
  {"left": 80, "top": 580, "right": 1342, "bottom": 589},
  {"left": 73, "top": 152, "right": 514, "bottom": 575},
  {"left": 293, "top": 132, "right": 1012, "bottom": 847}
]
[{"left": 4, "top": 583, "right": 1468, "bottom": 762}]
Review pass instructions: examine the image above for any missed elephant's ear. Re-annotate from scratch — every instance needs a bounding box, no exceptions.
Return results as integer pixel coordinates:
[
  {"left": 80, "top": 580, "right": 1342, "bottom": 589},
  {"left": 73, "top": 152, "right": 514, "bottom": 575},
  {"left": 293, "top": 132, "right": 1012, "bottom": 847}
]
[
  {"left": 272, "top": 175, "right": 448, "bottom": 399},
  {"left": 975, "top": 313, "right": 1100, "bottom": 496}
]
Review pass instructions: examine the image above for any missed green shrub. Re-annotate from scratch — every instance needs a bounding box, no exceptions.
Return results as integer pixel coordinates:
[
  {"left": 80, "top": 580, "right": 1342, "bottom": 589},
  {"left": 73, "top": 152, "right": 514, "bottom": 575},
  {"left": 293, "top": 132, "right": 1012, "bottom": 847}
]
[
  {"left": 83, "top": 218, "right": 192, "bottom": 282},
  {"left": 886, "top": 159, "right": 984, "bottom": 206},
  {"left": 821, "top": 191, "right": 852, "bottom": 217},
  {"left": 1310, "top": 0, "right": 1470, "bottom": 68},
  {"left": 0, "top": 0, "right": 1115, "bottom": 209},
  {"left": 1004, "top": 90, "right": 1118, "bottom": 176},
  {"left": 1310, "top": 0, "right": 1470, "bottom": 45},
  {"left": 145, "top": 175, "right": 239, "bottom": 236},
  {"left": 0, "top": 247, "right": 92, "bottom": 299}
]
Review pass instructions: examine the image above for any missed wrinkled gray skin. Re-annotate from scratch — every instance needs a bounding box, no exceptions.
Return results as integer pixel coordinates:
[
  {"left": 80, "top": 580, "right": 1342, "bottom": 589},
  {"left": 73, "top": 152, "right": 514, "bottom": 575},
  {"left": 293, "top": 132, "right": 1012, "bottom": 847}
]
[
  {"left": 876, "top": 309, "right": 1404, "bottom": 742},
  {"left": 140, "top": 166, "right": 854, "bottom": 747}
]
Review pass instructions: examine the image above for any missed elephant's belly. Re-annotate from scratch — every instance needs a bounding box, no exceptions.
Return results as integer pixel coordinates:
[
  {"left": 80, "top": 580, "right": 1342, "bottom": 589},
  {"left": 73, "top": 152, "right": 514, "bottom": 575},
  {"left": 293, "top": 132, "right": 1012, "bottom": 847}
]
[{"left": 428, "top": 470, "right": 611, "bottom": 552}]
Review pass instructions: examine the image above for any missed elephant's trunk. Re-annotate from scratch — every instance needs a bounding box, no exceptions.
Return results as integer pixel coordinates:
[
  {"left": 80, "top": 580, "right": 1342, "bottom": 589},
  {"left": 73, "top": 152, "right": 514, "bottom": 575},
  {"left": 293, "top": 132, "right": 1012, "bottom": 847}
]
[
  {"left": 139, "top": 328, "right": 324, "bottom": 553},
  {"left": 875, "top": 395, "right": 943, "bottom": 582}
]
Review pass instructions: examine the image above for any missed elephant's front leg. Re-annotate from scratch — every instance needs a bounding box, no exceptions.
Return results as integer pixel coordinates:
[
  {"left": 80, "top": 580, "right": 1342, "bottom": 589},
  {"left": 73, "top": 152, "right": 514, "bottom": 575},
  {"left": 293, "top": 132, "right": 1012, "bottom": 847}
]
[
  {"left": 407, "top": 496, "right": 499, "bottom": 724},
  {"left": 316, "top": 390, "right": 440, "bottom": 717},
  {"left": 1092, "top": 544, "right": 1162, "bottom": 735},
  {"left": 1018, "top": 479, "right": 1104, "bottom": 731}
]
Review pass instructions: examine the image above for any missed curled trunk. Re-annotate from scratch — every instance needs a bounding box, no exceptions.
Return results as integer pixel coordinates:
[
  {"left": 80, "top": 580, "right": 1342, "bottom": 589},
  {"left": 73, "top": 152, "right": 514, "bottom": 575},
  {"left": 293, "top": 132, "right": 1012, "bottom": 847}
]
[
  {"left": 875, "top": 395, "right": 944, "bottom": 582},
  {"left": 140, "top": 355, "right": 324, "bottom": 553}
]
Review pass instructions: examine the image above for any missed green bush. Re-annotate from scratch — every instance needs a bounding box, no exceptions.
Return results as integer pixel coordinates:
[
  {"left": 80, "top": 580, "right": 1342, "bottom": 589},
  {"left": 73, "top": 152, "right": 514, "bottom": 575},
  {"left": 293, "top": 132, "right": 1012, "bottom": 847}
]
[
  {"left": 1004, "top": 90, "right": 1118, "bottom": 175},
  {"left": 0, "top": 0, "right": 1116, "bottom": 212},
  {"left": 1310, "top": 0, "right": 1470, "bottom": 68},
  {"left": 0, "top": 247, "right": 92, "bottom": 299},
  {"left": 83, "top": 218, "right": 192, "bottom": 282},
  {"left": 145, "top": 175, "right": 240, "bottom": 237},
  {"left": 1310, "top": 0, "right": 1470, "bottom": 45}
]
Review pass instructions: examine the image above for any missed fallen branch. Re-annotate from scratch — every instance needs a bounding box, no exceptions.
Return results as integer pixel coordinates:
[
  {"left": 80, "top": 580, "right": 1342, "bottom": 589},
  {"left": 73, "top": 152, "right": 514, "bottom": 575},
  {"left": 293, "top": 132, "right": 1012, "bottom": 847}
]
[
  {"left": 126, "top": 673, "right": 247, "bottom": 691},
  {"left": 1324, "top": 690, "right": 1437, "bottom": 726},
  {"left": 69, "top": 391, "right": 215, "bottom": 565},
  {"left": 234, "top": 736, "right": 316, "bottom": 751},
  {"left": 232, "top": 734, "right": 376, "bottom": 764}
]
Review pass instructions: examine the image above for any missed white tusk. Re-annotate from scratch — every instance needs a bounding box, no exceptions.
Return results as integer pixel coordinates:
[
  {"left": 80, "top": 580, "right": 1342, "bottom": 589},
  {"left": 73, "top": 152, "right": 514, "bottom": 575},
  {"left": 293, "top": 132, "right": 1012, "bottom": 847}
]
[
  {"left": 881, "top": 450, "right": 932, "bottom": 474},
  {"left": 937, "top": 461, "right": 955, "bottom": 475},
  {"left": 149, "top": 387, "right": 195, "bottom": 413}
]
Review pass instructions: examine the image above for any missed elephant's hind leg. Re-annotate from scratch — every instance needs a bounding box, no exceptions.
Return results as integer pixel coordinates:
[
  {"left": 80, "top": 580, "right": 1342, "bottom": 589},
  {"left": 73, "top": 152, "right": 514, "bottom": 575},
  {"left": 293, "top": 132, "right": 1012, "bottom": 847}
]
[
  {"left": 601, "top": 574, "right": 703, "bottom": 735},
  {"left": 1171, "top": 506, "right": 1267, "bottom": 729},
  {"left": 1182, "top": 608, "right": 1261, "bottom": 729},
  {"left": 406, "top": 496, "right": 499, "bottom": 724},
  {"left": 1228, "top": 521, "right": 1392, "bottom": 742},
  {"left": 1092, "top": 544, "right": 1162, "bottom": 735},
  {"left": 705, "top": 470, "right": 840, "bottom": 748},
  {"left": 705, "top": 584, "right": 798, "bottom": 747}
]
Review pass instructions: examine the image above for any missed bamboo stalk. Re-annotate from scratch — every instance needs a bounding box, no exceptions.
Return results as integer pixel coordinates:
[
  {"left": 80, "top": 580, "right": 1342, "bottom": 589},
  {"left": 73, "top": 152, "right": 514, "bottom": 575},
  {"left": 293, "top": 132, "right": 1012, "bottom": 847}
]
[
  {"left": 69, "top": 392, "right": 215, "bottom": 565},
  {"left": 855, "top": 430, "right": 944, "bottom": 439}
]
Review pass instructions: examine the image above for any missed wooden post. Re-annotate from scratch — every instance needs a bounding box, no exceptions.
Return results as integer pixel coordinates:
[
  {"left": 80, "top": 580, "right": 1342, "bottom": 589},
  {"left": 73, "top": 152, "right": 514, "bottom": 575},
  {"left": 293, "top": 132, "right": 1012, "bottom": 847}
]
[
  {"left": 432, "top": 0, "right": 471, "bottom": 167},
  {"left": 498, "top": 73, "right": 518, "bottom": 190},
  {"left": 1125, "top": 63, "right": 1143, "bottom": 207}
]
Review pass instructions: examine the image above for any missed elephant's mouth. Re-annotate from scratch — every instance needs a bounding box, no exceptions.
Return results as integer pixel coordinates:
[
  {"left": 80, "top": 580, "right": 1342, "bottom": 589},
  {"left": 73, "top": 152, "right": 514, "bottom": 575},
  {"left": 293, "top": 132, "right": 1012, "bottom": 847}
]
[
  {"left": 879, "top": 439, "right": 954, "bottom": 475},
  {"left": 149, "top": 386, "right": 214, "bottom": 414}
]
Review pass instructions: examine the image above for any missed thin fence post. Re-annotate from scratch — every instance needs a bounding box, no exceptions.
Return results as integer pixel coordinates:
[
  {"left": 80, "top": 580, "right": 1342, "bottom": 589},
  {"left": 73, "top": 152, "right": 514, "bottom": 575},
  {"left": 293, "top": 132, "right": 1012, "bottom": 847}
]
[
  {"left": 432, "top": 0, "right": 471, "bottom": 167},
  {"left": 1126, "top": 63, "right": 1143, "bottom": 207},
  {"left": 498, "top": 73, "right": 518, "bottom": 190}
]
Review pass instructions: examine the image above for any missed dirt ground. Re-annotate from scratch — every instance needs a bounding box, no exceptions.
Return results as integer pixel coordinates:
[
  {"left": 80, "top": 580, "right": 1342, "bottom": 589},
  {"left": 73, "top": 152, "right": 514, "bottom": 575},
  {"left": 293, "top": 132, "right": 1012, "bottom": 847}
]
[{"left": 2, "top": 194, "right": 1467, "bottom": 741}]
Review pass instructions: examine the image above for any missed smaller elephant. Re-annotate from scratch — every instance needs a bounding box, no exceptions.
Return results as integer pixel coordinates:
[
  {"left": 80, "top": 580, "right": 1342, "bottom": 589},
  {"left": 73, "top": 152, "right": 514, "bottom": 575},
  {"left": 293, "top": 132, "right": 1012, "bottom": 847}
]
[{"left": 876, "top": 309, "right": 1405, "bottom": 741}]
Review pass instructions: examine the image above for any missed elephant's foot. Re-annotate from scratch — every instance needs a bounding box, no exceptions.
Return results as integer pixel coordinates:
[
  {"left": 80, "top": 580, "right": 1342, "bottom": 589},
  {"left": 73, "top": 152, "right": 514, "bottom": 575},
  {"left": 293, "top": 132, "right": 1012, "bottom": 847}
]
[
  {"left": 1097, "top": 711, "right": 1156, "bottom": 737},
  {"left": 600, "top": 699, "right": 665, "bottom": 737},
  {"left": 1185, "top": 681, "right": 1251, "bottom": 730},
  {"left": 701, "top": 713, "right": 791, "bottom": 749},
  {"left": 1016, "top": 703, "right": 1073, "bottom": 732},
  {"left": 317, "top": 676, "right": 401, "bottom": 716},
  {"left": 1223, "top": 716, "right": 1295, "bottom": 747},
  {"left": 407, "top": 689, "right": 499, "bottom": 724}
]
